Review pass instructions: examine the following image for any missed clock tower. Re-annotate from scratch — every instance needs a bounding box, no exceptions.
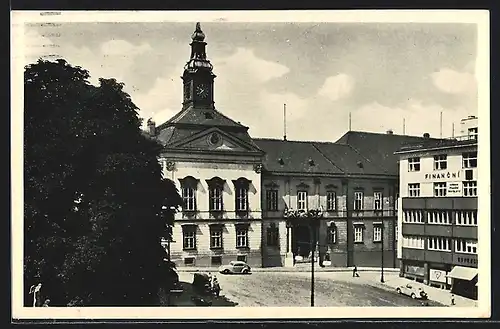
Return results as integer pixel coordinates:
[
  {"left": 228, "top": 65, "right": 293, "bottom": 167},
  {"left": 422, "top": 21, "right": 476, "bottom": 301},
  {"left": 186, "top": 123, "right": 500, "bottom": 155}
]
[{"left": 182, "top": 22, "right": 216, "bottom": 110}]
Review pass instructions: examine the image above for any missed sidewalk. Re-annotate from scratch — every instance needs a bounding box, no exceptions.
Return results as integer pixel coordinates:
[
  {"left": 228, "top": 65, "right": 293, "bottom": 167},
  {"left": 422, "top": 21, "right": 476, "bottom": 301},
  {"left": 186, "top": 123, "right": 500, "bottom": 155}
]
[
  {"left": 361, "top": 272, "right": 478, "bottom": 307},
  {"left": 176, "top": 264, "right": 400, "bottom": 273}
]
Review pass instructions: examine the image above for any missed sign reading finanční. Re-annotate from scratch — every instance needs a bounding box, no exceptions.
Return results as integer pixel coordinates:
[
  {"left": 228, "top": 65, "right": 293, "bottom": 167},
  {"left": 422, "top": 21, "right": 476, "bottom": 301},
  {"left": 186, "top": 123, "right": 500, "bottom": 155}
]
[{"left": 424, "top": 171, "right": 461, "bottom": 180}]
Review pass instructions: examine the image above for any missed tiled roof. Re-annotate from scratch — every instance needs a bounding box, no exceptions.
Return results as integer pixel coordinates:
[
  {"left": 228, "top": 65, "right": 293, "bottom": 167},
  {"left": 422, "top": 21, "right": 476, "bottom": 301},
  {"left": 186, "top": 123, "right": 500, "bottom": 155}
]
[
  {"left": 158, "top": 106, "right": 246, "bottom": 129},
  {"left": 335, "top": 131, "right": 444, "bottom": 175},
  {"left": 154, "top": 107, "right": 260, "bottom": 152},
  {"left": 312, "top": 142, "right": 385, "bottom": 175},
  {"left": 253, "top": 139, "right": 344, "bottom": 175}
]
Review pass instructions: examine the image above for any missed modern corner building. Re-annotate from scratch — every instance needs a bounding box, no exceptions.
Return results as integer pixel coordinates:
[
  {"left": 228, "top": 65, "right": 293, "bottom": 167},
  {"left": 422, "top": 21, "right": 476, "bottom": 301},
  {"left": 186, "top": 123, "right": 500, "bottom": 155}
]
[
  {"left": 396, "top": 116, "right": 479, "bottom": 299},
  {"left": 146, "top": 23, "right": 463, "bottom": 272}
]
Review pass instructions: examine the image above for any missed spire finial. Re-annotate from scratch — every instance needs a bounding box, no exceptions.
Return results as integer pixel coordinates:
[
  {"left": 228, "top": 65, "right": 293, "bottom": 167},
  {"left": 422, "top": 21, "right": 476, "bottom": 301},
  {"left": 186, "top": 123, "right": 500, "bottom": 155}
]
[{"left": 192, "top": 22, "right": 205, "bottom": 41}]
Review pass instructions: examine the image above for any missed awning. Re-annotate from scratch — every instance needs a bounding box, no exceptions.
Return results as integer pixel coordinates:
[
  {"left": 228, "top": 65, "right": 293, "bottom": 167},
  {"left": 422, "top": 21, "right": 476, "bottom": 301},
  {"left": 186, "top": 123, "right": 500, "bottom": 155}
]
[{"left": 447, "top": 266, "right": 478, "bottom": 281}]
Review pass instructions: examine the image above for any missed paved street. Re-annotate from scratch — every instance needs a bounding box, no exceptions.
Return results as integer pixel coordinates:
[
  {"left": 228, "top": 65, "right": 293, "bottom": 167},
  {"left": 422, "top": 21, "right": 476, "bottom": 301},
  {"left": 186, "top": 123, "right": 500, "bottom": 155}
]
[{"left": 178, "top": 271, "right": 443, "bottom": 307}]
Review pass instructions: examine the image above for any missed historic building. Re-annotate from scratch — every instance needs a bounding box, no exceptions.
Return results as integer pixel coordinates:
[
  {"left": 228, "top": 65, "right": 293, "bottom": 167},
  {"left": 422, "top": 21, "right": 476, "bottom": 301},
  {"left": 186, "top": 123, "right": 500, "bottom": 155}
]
[
  {"left": 148, "top": 23, "right": 443, "bottom": 270},
  {"left": 395, "top": 116, "right": 478, "bottom": 299}
]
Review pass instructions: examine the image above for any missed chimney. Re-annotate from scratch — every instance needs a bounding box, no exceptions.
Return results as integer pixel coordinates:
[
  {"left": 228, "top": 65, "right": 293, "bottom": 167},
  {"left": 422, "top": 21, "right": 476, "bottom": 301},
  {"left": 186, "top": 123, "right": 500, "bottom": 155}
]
[
  {"left": 147, "top": 118, "right": 156, "bottom": 135},
  {"left": 423, "top": 133, "right": 430, "bottom": 138},
  {"left": 386, "top": 129, "right": 394, "bottom": 135}
]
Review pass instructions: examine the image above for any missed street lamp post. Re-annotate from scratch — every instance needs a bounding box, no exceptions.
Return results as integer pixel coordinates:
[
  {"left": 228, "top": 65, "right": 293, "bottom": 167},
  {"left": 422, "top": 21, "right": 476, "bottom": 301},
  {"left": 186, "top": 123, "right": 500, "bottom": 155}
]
[
  {"left": 284, "top": 208, "right": 323, "bottom": 307},
  {"left": 380, "top": 222, "right": 385, "bottom": 283},
  {"left": 311, "top": 223, "right": 315, "bottom": 307}
]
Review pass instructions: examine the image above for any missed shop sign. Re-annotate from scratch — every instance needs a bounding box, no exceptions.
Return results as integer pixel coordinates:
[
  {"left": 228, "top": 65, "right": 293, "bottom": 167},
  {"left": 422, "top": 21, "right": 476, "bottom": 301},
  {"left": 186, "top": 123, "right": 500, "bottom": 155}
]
[
  {"left": 430, "top": 269, "right": 448, "bottom": 284},
  {"left": 447, "top": 182, "right": 462, "bottom": 196},
  {"left": 405, "top": 265, "right": 425, "bottom": 276},
  {"left": 424, "top": 171, "right": 460, "bottom": 181}
]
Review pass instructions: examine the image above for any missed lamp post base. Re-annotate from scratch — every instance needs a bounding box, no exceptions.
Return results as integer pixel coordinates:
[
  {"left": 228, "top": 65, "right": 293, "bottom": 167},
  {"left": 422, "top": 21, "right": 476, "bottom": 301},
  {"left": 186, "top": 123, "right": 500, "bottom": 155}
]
[{"left": 284, "top": 252, "right": 294, "bottom": 267}]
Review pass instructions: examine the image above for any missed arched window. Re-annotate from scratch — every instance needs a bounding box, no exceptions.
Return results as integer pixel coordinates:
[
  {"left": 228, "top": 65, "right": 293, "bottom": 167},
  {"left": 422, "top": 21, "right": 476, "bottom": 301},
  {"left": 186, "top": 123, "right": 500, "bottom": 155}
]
[
  {"left": 327, "top": 222, "right": 337, "bottom": 244},
  {"left": 179, "top": 176, "right": 199, "bottom": 211},
  {"left": 233, "top": 178, "right": 251, "bottom": 213},
  {"left": 206, "top": 177, "right": 225, "bottom": 212}
]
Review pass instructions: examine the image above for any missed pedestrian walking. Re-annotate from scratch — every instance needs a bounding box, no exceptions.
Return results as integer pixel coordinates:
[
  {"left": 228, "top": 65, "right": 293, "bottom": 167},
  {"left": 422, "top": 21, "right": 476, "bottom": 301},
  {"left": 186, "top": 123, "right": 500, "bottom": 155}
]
[
  {"left": 353, "top": 265, "right": 360, "bottom": 277},
  {"left": 450, "top": 294, "right": 455, "bottom": 306}
]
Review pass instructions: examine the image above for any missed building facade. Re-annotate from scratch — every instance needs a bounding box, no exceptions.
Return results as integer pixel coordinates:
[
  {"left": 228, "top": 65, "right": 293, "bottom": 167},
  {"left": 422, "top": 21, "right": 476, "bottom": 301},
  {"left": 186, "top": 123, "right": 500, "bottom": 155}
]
[
  {"left": 396, "top": 119, "right": 478, "bottom": 299},
  {"left": 148, "top": 23, "right": 442, "bottom": 270}
]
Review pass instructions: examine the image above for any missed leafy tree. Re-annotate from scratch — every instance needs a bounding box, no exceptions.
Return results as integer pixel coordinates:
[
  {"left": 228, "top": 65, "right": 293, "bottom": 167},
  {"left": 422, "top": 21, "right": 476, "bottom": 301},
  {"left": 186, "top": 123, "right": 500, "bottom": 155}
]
[{"left": 24, "top": 59, "right": 182, "bottom": 306}]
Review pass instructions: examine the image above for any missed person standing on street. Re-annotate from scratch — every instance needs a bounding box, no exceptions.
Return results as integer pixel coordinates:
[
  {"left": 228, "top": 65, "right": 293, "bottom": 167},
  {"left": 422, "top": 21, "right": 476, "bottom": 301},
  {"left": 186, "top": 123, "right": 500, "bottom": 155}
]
[
  {"left": 450, "top": 294, "right": 456, "bottom": 306},
  {"left": 353, "top": 265, "right": 360, "bottom": 277}
]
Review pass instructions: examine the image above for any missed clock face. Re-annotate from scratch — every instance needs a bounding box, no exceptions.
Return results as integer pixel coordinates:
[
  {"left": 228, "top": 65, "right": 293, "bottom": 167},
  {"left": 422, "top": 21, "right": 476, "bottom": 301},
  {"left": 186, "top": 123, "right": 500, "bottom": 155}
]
[{"left": 196, "top": 84, "right": 210, "bottom": 99}]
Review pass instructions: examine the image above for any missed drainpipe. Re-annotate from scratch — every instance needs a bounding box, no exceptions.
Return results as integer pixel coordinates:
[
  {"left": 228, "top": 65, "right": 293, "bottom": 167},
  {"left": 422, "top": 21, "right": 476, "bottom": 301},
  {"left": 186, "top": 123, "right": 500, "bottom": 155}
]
[{"left": 343, "top": 178, "right": 350, "bottom": 267}]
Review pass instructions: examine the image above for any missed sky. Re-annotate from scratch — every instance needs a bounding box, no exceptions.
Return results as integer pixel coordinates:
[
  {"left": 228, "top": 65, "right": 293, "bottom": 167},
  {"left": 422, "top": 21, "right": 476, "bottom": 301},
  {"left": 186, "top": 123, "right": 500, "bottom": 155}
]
[{"left": 23, "top": 20, "right": 478, "bottom": 142}]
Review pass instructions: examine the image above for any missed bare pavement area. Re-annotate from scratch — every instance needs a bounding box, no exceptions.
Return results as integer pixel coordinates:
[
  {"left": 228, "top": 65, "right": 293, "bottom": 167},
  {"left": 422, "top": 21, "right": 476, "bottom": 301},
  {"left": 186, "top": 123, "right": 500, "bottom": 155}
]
[{"left": 176, "top": 266, "right": 477, "bottom": 308}]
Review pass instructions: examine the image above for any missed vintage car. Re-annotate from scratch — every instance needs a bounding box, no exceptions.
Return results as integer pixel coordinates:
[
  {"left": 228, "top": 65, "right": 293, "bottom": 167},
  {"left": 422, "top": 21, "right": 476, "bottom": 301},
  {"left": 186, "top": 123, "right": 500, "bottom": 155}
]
[
  {"left": 218, "top": 261, "right": 251, "bottom": 274},
  {"left": 396, "top": 283, "right": 428, "bottom": 300}
]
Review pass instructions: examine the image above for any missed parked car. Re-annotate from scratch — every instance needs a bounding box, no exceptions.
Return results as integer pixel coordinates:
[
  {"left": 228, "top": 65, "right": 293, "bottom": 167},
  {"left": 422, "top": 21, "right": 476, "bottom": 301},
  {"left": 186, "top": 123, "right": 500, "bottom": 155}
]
[
  {"left": 396, "top": 283, "right": 428, "bottom": 300},
  {"left": 218, "top": 261, "right": 251, "bottom": 274}
]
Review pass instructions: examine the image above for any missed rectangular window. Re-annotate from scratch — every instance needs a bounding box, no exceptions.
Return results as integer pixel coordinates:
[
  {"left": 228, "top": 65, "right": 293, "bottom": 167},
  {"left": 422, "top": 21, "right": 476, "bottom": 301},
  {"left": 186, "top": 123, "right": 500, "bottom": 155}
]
[
  {"left": 266, "top": 190, "right": 278, "bottom": 211},
  {"left": 373, "top": 225, "right": 382, "bottom": 242},
  {"left": 468, "top": 127, "right": 478, "bottom": 140},
  {"left": 455, "top": 210, "right": 478, "bottom": 226},
  {"left": 408, "top": 183, "right": 420, "bottom": 197},
  {"left": 427, "top": 237, "right": 451, "bottom": 252},
  {"left": 354, "top": 226, "right": 363, "bottom": 242},
  {"left": 354, "top": 191, "right": 363, "bottom": 210},
  {"left": 403, "top": 210, "right": 424, "bottom": 223},
  {"left": 183, "top": 230, "right": 196, "bottom": 250},
  {"left": 463, "top": 152, "right": 478, "bottom": 168},
  {"left": 408, "top": 157, "right": 421, "bottom": 172},
  {"left": 297, "top": 191, "right": 308, "bottom": 210},
  {"left": 266, "top": 225, "right": 279, "bottom": 246},
  {"left": 455, "top": 239, "right": 478, "bottom": 254},
  {"left": 210, "top": 228, "right": 223, "bottom": 249},
  {"left": 326, "top": 191, "right": 336, "bottom": 211},
  {"left": 402, "top": 235, "right": 424, "bottom": 249},
  {"left": 434, "top": 154, "right": 448, "bottom": 170},
  {"left": 236, "top": 187, "right": 248, "bottom": 211},
  {"left": 463, "top": 181, "right": 477, "bottom": 197},
  {"left": 433, "top": 182, "right": 447, "bottom": 197},
  {"left": 236, "top": 227, "right": 248, "bottom": 248},
  {"left": 209, "top": 187, "right": 223, "bottom": 211},
  {"left": 427, "top": 211, "right": 451, "bottom": 225},
  {"left": 237, "top": 255, "right": 247, "bottom": 262},
  {"left": 182, "top": 187, "right": 196, "bottom": 211},
  {"left": 374, "top": 192, "right": 383, "bottom": 210},
  {"left": 211, "top": 256, "right": 222, "bottom": 266}
]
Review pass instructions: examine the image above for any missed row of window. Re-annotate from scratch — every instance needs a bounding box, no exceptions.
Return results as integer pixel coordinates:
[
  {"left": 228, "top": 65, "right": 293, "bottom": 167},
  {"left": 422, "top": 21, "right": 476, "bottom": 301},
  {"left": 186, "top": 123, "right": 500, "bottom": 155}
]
[
  {"left": 403, "top": 210, "right": 478, "bottom": 226},
  {"left": 182, "top": 226, "right": 250, "bottom": 250},
  {"left": 181, "top": 177, "right": 251, "bottom": 212},
  {"left": 408, "top": 181, "right": 477, "bottom": 197},
  {"left": 353, "top": 225, "right": 383, "bottom": 243},
  {"left": 182, "top": 225, "right": 282, "bottom": 250},
  {"left": 402, "top": 235, "right": 478, "bottom": 254},
  {"left": 183, "top": 185, "right": 389, "bottom": 212},
  {"left": 408, "top": 152, "right": 477, "bottom": 172}
]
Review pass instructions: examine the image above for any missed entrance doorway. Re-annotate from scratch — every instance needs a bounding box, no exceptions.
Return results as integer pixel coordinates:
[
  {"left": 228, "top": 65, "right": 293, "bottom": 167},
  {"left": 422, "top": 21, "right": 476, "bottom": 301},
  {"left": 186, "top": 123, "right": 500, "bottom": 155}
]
[{"left": 292, "top": 225, "right": 312, "bottom": 258}]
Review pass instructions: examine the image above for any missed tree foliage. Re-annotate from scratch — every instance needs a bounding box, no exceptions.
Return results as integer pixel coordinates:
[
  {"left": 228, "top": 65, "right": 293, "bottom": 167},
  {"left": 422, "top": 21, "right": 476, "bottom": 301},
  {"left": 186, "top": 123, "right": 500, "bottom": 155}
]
[{"left": 24, "top": 59, "right": 182, "bottom": 306}]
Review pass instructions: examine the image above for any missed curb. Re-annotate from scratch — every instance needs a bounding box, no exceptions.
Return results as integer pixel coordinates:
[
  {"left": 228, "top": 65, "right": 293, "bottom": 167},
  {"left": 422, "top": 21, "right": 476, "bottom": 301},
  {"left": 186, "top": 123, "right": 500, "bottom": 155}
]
[{"left": 176, "top": 267, "right": 401, "bottom": 273}]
